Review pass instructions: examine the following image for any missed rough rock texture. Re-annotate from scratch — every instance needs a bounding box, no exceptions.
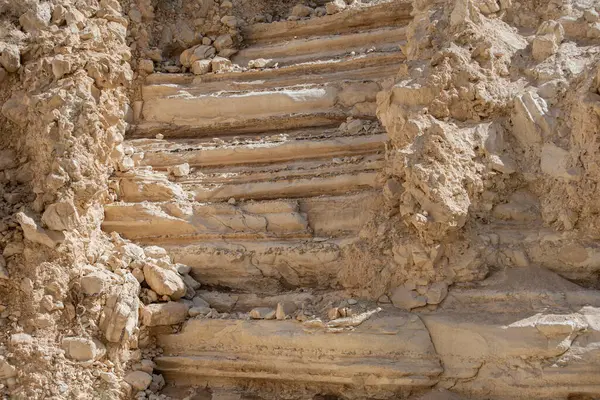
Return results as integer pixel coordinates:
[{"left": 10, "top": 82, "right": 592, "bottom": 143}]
[{"left": 1, "top": 0, "right": 600, "bottom": 399}]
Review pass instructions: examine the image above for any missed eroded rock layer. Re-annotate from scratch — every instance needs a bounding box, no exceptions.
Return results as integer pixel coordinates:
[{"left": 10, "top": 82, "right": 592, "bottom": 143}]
[{"left": 0, "top": 0, "right": 599, "bottom": 399}]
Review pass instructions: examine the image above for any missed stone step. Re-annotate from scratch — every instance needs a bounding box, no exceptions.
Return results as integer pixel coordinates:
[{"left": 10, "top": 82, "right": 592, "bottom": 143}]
[
  {"left": 132, "top": 131, "right": 387, "bottom": 169},
  {"left": 139, "top": 80, "right": 382, "bottom": 137},
  {"left": 115, "top": 154, "right": 383, "bottom": 203},
  {"left": 102, "top": 200, "right": 311, "bottom": 241},
  {"left": 159, "top": 238, "right": 354, "bottom": 292},
  {"left": 152, "top": 267, "right": 600, "bottom": 399},
  {"left": 189, "top": 171, "right": 380, "bottom": 202},
  {"left": 154, "top": 311, "right": 441, "bottom": 397},
  {"left": 241, "top": 0, "right": 412, "bottom": 44},
  {"left": 103, "top": 192, "right": 380, "bottom": 241},
  {"left": 232, "top": 26, "right": 406, "bottom": 67},
  {"left": 422, "top": 267, "right": 600, "bottom": 399},
  {"left": 144, "top": 52, "right": 403, "bottom": 94},
  {"left": 131, "top": 112, "right": 347, "bottom": 139}
]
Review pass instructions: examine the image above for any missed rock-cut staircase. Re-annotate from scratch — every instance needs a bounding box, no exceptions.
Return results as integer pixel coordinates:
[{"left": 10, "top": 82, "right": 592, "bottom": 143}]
[
  {"left": 102, "top": 1, "right": 600, "bottom": 399},
  {"left": 104, "top": 1, "right": 412, "bottom": 295}
]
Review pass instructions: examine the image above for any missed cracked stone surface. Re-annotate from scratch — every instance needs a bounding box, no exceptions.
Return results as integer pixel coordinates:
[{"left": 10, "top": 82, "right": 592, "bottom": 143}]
[{"left": 0, "top": 0, "right": 599, "bottom": 399}]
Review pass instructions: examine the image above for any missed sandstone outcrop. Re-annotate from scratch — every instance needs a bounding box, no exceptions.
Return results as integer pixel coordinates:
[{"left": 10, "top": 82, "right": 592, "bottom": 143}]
[{"left": 0, "top": 0, "right": 599, "bottom": 399}]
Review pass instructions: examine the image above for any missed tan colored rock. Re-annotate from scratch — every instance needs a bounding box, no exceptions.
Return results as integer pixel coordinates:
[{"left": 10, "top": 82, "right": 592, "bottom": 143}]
[
  {"left": 61, "top": 337, "right": 106, "bottom": 362},
  {"left": 326, "top": 0, "right": 346, "bottom": 15},
  {"left": 16, "top": 212, "right": 65, "bottom": 248},
  {"left": 248, "top": 58, "right": 274, "bottom": 69},
  {"left": 134, "top": 359, "right": 155, "bottom": 374},
  {"left": 532, "top": 20, "right": 564, "bottom": 61},
  {"left": 19, "top": 3, "right": 52, "bottom": 33},
  {"left": 180, "top": 45, "right": 216, "bottom": 68},
  {"left": 144, "top": 246, "right": 168, "bottom": 259},
  {"left": 143, "top": 263, "right": 186, "bottom": 300},
  {"left": 213, "top": 34, "right": 233, "bottom": 52},
  {"left": 65, "top": 7, "right": 86, "bottom": 28},
  {"left": 131, "top": 268, "right": 144, "bottom": 283},
  {"left": 42, "top": 201, "right": 79, "bottom": 231},
  {"left": 211, "top": 56, "right": 232, "bottom": 73},
  {"left": 327, "top": 307, "right": 340, "bottom": 320},
  {"left": 220, "top": 15, "right": 238, "bottom": 28},
  {"left": 0, "top": 44, "right": 20, "bottom": 73},
  {"left": 276, "top": 302, "right": 297, "bottom": 320},
  {"left": 0, "top": 357, "right": 16, "bottom": 379},
  {"left": 425, "top": 282, "right": 449, "bottom": 305},
  {"left": 249, "top": 307, "right": 276, "bottom": 319},
  {"left": 291, "top": 4, "right": 313, "bottom": 17},
  {"left": 169, "top": 163, "right": 190, "bottom": 177},
  {"left": 139, "top": 59, "right": 154, "bottom": 74},
  {"left": 124, "top": 370, "right": 152, "bottom": 391},
  {"left": 391, "top": 286, "right": 427, "bottom": 310},
  {"left": 80, "top": 270, "right": 113, "bottom": 296},
  {"left": 0, "top": 256, "right": 8, "bottom": 280},
  {"left": 191, "top": 59, "right": 211, "bottom": 75},
  {"left": 51, "top": 56, "right": 71, "bottom": 79},
  {"left": 540, "top": 143, "right": 579, "bottom": 181},
  {"left": 477, "top": 0, "right": 500, "bottom": 14},
  {"left": 99, "top": 274, "right": 140, "bottom": 343},
  {"left": 141, "top": 301, "right": 189, "bottom": 326}
]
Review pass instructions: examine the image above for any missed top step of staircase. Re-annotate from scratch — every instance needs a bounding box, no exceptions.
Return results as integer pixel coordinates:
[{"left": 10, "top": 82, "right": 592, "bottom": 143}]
[{"left": 241, "top": 0, "right": 412, "bottom": 44}]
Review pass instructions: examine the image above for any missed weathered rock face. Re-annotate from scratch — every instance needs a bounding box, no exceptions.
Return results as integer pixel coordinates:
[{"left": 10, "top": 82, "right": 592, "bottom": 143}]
[
  {"left": 1, "top": 0, "right": 600, "bottom": 399},
  {"left": 0, "top": 0, "right": 134, "bottom": 398}
]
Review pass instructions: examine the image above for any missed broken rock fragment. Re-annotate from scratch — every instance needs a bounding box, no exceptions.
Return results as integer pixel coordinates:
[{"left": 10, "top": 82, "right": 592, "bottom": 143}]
[
  {"left": 61, "top": 337, "right": 106, "bottom": 362},
  {"left": 180, "top": 45, "right": 215, "bottom": 68},
  {"left": 80, "top": 270, "right": 114, "bottom": 296},
  {"left": 141, "top": 301, "right": 189, "bottom": 326},
  {"left": 19, "top": 3, "right": 52, "bottom": 33},
  {"left": 0, "top": 43, "right": 20, "bottom": 73},
  {"left": 211, "top": 56, "right": 232, "bottom": 73},
  {"left": 391, "top": 286, "right": 427, "bottom": 310},
  {"left": 531, "top": 20, "right": 564, "bottom": 61},
  {"left": 248, "top": 58, "right": 274, "bottom": 69},
  {"left": 41, "top": 201, "right": 79, "bottom": 231},
  {"left": 0, "top": 357, "right": 16, "bottom": 379},
  {"left": 291, "top": 4, "right": 313, "bottom": 17},
  {"left": 99, "top": 274, "right": 140, "bottom": 343},
  {"left": 326, "top": 0, "right": 346, "bottom": 15},
  {"left": 213, "top": 34, "right": 233, "bottom": 52},
  {"left": 169, "top": 163, "right": 190, "bottom": 177},
  {"left": 124, "top": 370, "right": 152, "bottom": 391},
  {"left": 16, "top": 212, "right": 65, "bottom": 248},
  {"left": 425, "top": 282, "right": 449, "bottom": 305},
  {"left": 250, "top": 307, "right": 276, "bottom": 320},
  {"left": 191, "top": 59, "right": 211, "bottom": 75},
  {"left": 143, "top": 263, "right": 186, "bottom": 300},
  {"left": 276, "top": 302, "right": 297, "bottom": 320}
]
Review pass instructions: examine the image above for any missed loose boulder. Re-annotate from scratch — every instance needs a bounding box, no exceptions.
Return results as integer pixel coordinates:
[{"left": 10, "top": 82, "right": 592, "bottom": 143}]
[{"left": 143, "top": 263, "right": 186, "bottom": 300}]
